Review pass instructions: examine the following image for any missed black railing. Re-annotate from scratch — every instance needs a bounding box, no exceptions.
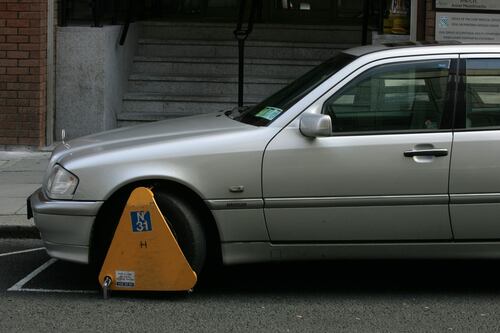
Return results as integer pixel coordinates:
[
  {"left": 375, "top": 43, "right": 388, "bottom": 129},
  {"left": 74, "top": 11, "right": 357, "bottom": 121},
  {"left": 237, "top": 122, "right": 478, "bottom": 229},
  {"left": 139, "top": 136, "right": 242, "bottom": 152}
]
[
  {"left": 58, "top": 0, "right": 133, "bottom": 27},
  {"left": 58, "top": 0, "right": 167, "bottom": 28},
  {"left": 119, "top": 0, "right": 134, "bottom": 46},
  {"left": 234, "top": 0, "right": 262, "bottom": 108},
  {"left": 58, "top": 0, "right": 136, "bottom": 45}
]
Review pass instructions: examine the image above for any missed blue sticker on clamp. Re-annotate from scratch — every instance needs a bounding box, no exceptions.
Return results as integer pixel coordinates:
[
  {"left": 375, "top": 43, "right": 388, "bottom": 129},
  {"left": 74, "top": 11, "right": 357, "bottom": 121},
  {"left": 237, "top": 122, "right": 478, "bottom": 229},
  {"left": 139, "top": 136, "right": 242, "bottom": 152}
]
[{"left": 130, "top": 211, "right": 152, "bottom": 232}]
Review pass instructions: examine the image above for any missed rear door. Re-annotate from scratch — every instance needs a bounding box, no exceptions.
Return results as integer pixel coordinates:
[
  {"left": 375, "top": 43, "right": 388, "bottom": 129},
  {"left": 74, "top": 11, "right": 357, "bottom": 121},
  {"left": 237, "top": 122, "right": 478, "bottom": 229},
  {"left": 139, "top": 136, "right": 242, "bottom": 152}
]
[{"left": 450, "top": 55, "right": 500, "bottom": 239}]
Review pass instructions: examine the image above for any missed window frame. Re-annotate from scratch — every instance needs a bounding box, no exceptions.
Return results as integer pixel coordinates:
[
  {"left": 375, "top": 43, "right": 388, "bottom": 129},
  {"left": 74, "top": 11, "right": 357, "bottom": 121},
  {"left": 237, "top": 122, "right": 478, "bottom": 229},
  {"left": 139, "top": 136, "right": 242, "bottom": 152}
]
[
  {"left": 302, "top": 54, "right": 459, "bottom": 137},
  {"left": 454, "top": 54, "right": 500, "bottom": 132}
]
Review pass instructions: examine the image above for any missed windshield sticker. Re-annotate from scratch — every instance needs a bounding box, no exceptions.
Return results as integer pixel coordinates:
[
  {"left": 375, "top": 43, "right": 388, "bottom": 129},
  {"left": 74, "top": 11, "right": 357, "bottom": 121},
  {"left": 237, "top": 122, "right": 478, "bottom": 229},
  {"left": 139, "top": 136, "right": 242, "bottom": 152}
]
[{"left": 255, "top": 107, "right": 283, "bottom": 121}]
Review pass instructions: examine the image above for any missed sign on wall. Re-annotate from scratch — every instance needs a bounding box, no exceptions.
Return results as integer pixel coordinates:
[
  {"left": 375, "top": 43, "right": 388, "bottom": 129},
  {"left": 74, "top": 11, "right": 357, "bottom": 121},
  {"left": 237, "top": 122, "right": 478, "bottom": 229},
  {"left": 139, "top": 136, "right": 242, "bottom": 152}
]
[
  {"left": 435, "top": 11, "right": 500, "bottom": 43},
  {"left": 436, "top": 0, "right": 500, "bottom": 11}
]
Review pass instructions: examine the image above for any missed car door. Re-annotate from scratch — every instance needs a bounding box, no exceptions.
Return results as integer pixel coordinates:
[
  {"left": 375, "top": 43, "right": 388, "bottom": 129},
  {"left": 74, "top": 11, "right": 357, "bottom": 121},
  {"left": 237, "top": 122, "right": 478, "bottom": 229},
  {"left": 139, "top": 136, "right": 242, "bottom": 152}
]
[
  {"left": 262, "top": 55, "right": 457, "bottom": 242},
  {"left": 450, "top": 55, "right": 500, "bottom": 239}
]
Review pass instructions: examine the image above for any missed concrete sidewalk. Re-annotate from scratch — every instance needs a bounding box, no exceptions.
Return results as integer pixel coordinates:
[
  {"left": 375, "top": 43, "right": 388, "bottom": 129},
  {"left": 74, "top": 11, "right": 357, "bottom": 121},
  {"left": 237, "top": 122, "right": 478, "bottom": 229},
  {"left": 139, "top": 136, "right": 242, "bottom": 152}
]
[{"left": 0, "top": 151, "right": 51, "bottom": 238}]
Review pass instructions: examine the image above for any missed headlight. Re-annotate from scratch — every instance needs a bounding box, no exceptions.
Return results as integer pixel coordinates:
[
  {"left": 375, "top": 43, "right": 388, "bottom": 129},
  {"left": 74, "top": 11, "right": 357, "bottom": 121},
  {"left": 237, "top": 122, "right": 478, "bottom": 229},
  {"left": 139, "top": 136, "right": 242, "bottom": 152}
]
[{"left": 46, "top": 164, "right": 79, "bottom": 199}]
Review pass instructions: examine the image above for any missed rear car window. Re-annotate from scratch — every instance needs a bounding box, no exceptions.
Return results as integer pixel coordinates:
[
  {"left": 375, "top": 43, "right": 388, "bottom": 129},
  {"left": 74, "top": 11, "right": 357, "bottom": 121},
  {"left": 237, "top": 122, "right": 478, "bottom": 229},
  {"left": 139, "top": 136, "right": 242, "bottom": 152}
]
[{"left": 465, "top": 59, "right": 500, "bottom": 129}]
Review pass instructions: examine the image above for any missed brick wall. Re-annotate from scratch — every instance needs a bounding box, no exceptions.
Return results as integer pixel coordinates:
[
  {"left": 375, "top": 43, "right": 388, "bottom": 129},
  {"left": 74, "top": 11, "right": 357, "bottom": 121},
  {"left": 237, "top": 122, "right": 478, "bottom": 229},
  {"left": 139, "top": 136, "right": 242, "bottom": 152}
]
[{"left": 0, "top": 0, "right": 47, "bottom": 147}]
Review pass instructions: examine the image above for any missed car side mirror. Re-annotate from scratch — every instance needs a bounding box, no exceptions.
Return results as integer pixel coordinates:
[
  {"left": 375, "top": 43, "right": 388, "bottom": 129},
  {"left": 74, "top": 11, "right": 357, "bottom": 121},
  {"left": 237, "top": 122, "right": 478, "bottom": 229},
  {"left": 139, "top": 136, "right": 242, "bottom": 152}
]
[{"left": 299, "top": 114, "right": 332, "bottom": 138}]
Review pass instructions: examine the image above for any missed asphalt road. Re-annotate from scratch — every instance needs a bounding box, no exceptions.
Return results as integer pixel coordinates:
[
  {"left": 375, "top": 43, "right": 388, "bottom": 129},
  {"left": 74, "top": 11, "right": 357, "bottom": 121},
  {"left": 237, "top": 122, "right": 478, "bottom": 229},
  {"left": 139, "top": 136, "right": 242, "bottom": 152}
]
[{"left": 2, "top": 239, "right": 500, "bottom": 332}]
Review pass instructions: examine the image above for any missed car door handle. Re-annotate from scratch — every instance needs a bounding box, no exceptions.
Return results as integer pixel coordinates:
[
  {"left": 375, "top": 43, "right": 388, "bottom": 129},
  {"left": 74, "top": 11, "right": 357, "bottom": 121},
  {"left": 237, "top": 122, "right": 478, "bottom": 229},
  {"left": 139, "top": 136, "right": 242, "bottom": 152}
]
[{"left": 403, "top": 148, "right": 449, "bottom": 157}]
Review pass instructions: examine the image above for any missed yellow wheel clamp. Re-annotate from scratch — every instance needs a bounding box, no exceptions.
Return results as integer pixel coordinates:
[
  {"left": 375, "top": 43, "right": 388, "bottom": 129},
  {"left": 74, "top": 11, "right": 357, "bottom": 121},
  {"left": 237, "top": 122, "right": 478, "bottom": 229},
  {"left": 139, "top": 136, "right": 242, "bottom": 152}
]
[{"left": 98, "top": 187, "right": 197, "bottom": 298}]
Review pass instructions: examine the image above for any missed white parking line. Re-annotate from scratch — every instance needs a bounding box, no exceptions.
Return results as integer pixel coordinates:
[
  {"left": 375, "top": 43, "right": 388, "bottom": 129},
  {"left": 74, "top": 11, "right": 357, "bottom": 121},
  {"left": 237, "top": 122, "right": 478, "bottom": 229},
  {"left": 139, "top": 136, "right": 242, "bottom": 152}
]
[
  {"left": 7, "top": 258, "right": 57, "bottom": 291},
  {"left": 14, "top": 288, "right": 98, "bottom": 294},
  {"left": 0, "top": 247, "right": 45, "bottom": 258},
  {"left": 8, "top": 258, "right": 57, "bottom": 291},
  {"left": 7, "top": 258, "right": 99, "bottom": 294}
]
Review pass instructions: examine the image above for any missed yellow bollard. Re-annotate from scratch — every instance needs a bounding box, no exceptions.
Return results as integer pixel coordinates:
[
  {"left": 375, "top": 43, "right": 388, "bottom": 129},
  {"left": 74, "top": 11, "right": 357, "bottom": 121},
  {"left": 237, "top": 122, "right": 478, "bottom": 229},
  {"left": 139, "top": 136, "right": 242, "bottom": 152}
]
[{"left": 98, "top": 187, "right": 197, "bottom": 294}]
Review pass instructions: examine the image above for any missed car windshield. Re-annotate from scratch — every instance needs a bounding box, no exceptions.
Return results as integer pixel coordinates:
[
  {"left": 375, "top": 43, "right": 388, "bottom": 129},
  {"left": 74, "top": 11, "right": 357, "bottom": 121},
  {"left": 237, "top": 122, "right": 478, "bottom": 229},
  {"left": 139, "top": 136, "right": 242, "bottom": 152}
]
[{"left": 233, "top": 52, "right": 357, "bottom": 126}]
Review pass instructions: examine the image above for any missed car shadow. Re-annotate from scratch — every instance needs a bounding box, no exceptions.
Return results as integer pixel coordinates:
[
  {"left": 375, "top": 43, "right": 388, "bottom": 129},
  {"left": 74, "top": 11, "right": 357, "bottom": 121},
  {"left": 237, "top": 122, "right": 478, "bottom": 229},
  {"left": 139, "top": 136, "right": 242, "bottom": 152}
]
[
  {"left": 195, "top": 259, "right": 500, "bottom": 297},
  {"left": 24, "top": 258, "right": 500, "bottom": 299}
]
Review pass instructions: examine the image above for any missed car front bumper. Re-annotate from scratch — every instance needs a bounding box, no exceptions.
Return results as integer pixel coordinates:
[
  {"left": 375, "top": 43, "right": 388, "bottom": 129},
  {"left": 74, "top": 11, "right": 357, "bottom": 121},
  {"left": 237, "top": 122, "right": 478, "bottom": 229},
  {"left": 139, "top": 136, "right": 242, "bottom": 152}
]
[{"left": 29, "top": 188, "right": 103, "bottom": 264}]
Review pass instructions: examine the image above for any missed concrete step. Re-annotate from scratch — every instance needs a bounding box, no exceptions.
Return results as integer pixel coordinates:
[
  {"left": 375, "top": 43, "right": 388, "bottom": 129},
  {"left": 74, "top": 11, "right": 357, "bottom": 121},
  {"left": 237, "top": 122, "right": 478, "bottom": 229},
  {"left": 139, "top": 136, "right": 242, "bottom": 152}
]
[
  {"left": 116, "top": 109, "right": 199, "bottom": 127},
  {"left": 128, "top": 74, "right": 290, "bottom": 96},
  {"left": 118, "top": 93, "right": 263, "bottom": 127},
  {"left": 117, "top": 110, "right": 212, "bottom": 128},
  {"left": 137, "top": 39, "right": 351, "bottom": 60},
  {"left": 122, "top": 21, "right": 359, "bottom": 127},
  {"left": 132, "top": 56, "right": 319, "bottom": 78},
  {"left": 140, "top": 21, "right": 362, "bottom": 44},
  {"left": 122, "top": 93, "right": 263, "bottom": 115},
  {"left": 117, "top": 117, "right": 161, "bottom": 128}
]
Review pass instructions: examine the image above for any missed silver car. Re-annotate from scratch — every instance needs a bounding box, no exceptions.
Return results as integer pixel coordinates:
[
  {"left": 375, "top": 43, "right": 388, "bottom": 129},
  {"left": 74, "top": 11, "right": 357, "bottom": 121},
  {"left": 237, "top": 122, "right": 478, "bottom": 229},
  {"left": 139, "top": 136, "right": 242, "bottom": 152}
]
[{"left": 29, "top": 43, "right": 500, "bottom": 274}]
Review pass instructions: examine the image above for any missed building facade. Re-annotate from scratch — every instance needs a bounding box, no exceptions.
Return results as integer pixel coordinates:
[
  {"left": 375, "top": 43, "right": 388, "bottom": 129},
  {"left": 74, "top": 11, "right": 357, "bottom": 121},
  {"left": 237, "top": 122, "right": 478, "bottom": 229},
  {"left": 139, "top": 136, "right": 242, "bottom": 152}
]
[
  {"left": 0, "top": 0, "right": 50, "bottom": 147},
  {"left": 0, "top": 0, "right": 473, "bottom": 148}
]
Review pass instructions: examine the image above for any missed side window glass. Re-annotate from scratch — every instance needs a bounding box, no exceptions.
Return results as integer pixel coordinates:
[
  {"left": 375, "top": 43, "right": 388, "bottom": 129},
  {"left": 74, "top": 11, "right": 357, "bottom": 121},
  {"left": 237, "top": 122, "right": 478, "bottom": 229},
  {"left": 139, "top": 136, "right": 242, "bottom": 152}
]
[
  {"left": 322, "top": 60, "right": 451, "bottom": 134},
  {"left": 465, "top": 59, "right": 500, "bottom": 129}
]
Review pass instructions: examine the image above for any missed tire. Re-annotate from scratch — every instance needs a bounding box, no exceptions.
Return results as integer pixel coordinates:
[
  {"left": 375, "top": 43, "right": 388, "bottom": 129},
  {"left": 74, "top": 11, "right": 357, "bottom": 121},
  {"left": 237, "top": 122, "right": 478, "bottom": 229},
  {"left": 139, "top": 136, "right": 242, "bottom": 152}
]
[
  {"left": 152, "top": 189, "right": 207, "bottom": 274},
  {"left": 91, "top": 187, "right": 207, "bottom": 276}
]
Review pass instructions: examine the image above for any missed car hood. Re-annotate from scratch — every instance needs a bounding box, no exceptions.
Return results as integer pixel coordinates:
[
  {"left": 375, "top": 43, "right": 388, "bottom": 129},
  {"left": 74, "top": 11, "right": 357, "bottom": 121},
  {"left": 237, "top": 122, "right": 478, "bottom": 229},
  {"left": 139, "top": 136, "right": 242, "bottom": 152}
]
[{"left": 51, "top": 112, "right": 249, "bottom": 163}]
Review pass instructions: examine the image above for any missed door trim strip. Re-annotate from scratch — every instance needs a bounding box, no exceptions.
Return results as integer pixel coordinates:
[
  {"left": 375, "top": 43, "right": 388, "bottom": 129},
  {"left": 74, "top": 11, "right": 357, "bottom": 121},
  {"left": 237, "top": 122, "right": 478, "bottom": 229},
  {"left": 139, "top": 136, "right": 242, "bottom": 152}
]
[
  {"left": 206, "top": 199, "right": 263, "bottom": 210},
  {"left": 265, "top": 194, "right": 449, "bottom": 208},
  {"left": 450, "top": 193, "right": 500, "bottom": 204},
  {"left": 207, "top": 195, "right": 452, "bottom": 210}
]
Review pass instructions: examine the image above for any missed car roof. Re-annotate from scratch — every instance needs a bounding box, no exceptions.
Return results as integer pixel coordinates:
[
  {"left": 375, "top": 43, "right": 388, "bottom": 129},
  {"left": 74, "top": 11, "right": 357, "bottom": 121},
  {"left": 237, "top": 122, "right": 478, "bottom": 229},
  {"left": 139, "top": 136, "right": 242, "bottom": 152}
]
[{"left": 343, "top": 41, "right": 500, "bottom": 58}]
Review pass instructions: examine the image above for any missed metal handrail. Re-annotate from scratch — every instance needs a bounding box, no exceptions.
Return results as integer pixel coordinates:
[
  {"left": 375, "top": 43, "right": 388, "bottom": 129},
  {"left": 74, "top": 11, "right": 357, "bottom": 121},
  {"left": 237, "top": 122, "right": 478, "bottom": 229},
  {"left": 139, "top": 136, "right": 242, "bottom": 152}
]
[
  {"left": 234, "top": 0, "right": 262, "bottom": 107},
  {"left": 119, "top": 0, "right": 134, "bottom": 46},
  {"left": 58, "top": 0, "right": 134, "bottom": 46}
]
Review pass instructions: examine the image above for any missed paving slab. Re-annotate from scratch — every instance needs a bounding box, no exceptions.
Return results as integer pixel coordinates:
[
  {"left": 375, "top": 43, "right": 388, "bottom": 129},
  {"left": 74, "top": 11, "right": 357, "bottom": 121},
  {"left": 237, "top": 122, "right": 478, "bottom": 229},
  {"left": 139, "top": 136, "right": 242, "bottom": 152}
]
[
  {"left": 0, "top": 215, "right": 34, "bottom": 226},
  {"left": 0, "top": 184, "right": 40, "bottom": 198},
  {"left": 0, "top": 198, "right": 28, "bottom": 215},
  {"left": 2, "top": 158, "right": 49, "bottom": 172},
  {"left": 0, "top": 171, "right": 46, "bottom": 184},
  {"left": 0, "top": 151, "right": 50, "bottom": 238},
  {"left": 0, "top": 152, "right": 51, "bottom": 160},
  {"left": 15, "top": 204, "right": 27, "bottom": 215}
]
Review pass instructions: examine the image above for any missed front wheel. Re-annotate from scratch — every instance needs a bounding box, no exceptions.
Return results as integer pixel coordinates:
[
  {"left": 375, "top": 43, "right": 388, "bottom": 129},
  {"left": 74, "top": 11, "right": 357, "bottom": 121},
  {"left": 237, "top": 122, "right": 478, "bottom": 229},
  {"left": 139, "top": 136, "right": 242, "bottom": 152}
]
[
  {"left": 152, "top": 189, "right": 207, "bottom": 274},
  {"left": 91, "top": 187, "right": 207, "bottom": 276}
]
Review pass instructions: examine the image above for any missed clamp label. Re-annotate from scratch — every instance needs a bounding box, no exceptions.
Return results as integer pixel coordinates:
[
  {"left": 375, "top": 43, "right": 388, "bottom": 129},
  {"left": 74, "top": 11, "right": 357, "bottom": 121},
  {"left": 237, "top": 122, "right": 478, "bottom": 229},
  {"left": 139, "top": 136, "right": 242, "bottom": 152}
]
[
  {"left": 115, "top": 270, "right": 135, "bottom": 288},
  {"left": 130, "top": 211, "right": 152, "bottom": 232}
]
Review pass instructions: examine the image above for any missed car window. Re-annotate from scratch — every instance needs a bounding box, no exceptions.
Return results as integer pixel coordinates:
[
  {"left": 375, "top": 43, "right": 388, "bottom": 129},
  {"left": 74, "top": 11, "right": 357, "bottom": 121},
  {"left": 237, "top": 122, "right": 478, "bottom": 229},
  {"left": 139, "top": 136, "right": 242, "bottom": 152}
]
[
  {"left": 465, "top": 59, "right": 500, "bottom": 129},
  {"left": 322, "top": 59, "right": 452, "bottom": 134}
]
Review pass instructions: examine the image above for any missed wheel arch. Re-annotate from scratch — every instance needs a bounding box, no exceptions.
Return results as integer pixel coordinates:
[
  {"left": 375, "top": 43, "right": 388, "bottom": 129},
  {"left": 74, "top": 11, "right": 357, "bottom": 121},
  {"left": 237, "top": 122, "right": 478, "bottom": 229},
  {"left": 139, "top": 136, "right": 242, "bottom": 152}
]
[{"left": 89, "top": 178, "right": 222, "bottom": 269}]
